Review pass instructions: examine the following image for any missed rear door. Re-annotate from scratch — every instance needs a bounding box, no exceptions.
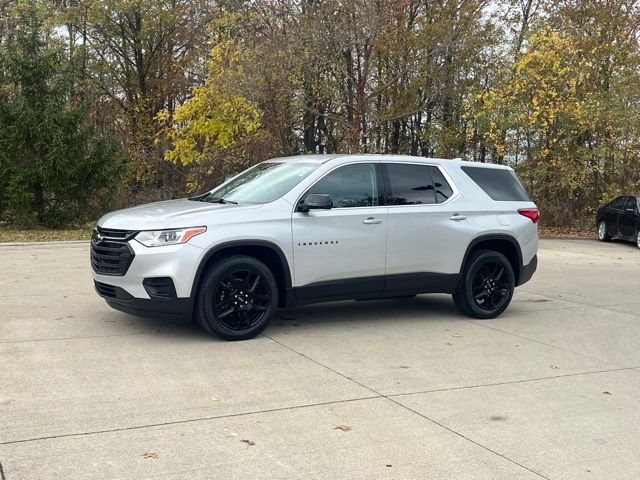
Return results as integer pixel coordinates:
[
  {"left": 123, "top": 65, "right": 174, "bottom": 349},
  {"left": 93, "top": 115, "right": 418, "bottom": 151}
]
[
  {"left": 606, "top": 197, "right": 626, "bottom": 235},
  {"left": 619, "top": 197, "right": 639, "bottom": 239},
  {"left": 383, "top": 162, "right": 472, "bottom": 292},
  {"left": 291, "top": 162, "right": 388, "bottom": 298}
]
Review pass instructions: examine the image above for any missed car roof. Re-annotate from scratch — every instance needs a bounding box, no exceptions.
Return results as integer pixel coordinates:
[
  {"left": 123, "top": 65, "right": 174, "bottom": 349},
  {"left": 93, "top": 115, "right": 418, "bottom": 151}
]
[{"left": 265, "top": 153, "right": 512, "bottom": 169}]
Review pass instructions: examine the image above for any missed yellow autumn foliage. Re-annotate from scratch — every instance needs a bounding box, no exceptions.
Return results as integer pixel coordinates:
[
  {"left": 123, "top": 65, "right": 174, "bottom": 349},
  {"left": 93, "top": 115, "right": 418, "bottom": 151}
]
[{"left": 158, "top": 13, "right": 261, "bottom": 169}]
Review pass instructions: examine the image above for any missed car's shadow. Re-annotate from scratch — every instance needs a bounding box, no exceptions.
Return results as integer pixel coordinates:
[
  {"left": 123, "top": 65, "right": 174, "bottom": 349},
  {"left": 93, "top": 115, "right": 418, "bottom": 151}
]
[
  {"left": 117, "top": 294, "right": 460, "bottom": 341},
  {"left": 273, "top": 294, "right": 458, "bottom": 327}
]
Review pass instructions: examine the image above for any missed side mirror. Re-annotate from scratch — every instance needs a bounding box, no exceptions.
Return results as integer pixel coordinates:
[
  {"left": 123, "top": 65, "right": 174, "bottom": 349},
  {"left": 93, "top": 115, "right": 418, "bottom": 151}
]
[{"left": 299, "top": 194, "right": 333, "bottom": 212}]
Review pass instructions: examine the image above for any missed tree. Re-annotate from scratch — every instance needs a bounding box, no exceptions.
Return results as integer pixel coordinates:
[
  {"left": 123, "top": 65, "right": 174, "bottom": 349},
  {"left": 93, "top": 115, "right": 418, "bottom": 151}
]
[
  {"left": 477, "top": 0, "right": 640, "bottom": 225},
  {"left": 0, "top": 0, "right": 122, "bottom": 226},
  {"left": 59, "top": 0, "right": 215, "bottom": 201},
  {"left": 157, "top": 12, "right": 275, "bottom": 190}
]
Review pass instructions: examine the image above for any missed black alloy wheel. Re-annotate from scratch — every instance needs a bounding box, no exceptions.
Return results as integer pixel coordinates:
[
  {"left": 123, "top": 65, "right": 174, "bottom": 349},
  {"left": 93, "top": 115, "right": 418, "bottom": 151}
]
[
  {"left": 214, "top": 268, "right": 271, "bottom": 331},
  {"left": 196, "top": 255, "right": 278, "bottom": 340},
  {"left": 471, "top": 261, "right": 510, "bottom": 311},
  {"left": 453, "top": 250, "right": 515, "bottom": 319}
]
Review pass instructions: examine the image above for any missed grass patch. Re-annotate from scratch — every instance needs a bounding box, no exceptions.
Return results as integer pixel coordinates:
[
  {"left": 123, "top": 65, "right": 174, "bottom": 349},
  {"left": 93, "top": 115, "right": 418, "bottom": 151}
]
[{"left": 0, "top": 224, "right": 92, "bottom": 243}]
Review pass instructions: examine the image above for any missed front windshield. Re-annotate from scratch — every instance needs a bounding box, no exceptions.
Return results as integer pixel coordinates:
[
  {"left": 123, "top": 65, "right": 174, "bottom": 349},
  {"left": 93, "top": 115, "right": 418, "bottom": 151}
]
[{"left": 202, "top": 162, "right": 319, "bottom": 204}]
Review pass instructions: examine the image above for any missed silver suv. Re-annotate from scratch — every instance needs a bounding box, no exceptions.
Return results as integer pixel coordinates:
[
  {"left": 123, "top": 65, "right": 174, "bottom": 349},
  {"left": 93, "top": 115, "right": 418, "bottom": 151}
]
[{"left": 92, "top": 154, "right": 538, "bottom": 340}]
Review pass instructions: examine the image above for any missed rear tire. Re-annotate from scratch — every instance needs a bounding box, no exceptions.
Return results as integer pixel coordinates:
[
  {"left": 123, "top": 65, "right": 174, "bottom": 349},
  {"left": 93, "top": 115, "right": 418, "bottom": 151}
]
[
  {"left": 597, "top": 221, "right": 612, "bottom": 242},
  {"left": 453, "top": 250, "right": 515, "bottom": 319},
  {"left": 195, "top": 255, "right": 278, "bottom": 341}
]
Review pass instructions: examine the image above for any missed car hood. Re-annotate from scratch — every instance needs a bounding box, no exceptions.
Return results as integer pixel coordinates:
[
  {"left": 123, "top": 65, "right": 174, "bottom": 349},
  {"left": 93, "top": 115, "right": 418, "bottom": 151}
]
[{"left": 97, "top": 198, "right": 257, "bottom": 230}]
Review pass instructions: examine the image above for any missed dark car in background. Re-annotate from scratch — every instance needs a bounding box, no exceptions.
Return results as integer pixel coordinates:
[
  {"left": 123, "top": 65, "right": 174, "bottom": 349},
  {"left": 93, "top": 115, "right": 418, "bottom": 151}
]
[{"left": 596, "top": 195, "right": 640, "bottom": 248}]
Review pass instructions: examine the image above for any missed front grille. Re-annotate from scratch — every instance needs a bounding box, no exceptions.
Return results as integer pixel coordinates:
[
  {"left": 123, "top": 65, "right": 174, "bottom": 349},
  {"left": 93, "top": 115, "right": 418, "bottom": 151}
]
[
  {"left": 90, "top": 226, "right": 137, "bottom": 276},
  {"left": 94, "top": 281, "right": 117, "bottom": 298},
  {"left": 95, "top": 227, "right": 137, "bottom": 240}
]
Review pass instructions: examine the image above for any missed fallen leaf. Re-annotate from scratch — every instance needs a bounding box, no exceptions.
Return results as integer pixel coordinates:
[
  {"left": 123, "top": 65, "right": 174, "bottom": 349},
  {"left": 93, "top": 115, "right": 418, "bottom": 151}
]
[
  {"left": 603, "top": 391, "right": 612, "bottom": 395},
  {"left": 142, "top": 451, "right": 159, "bottom": 459},
  {"left": 550, "top": 365, "right": 560, "bottom": 369},
  {"left": 334, "top": 424, "right": 352, "bottom": 432},
  {"left": 241, "top": 439, "right": 255, "bottom": 446},
  {"left": 399, "top": 365, "right": 409, "bottom": 369}
]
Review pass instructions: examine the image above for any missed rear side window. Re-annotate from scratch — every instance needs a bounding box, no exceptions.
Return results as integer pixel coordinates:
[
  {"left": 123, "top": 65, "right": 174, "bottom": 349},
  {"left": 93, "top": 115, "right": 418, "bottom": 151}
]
[
  {"left": 429, "top": 166, "right": 453, "bottom": 203},
  {"left": 461, "top": 166, "right": 530, "bottom": 201},
  {"left": 624, "top": 197, "right": 638, "bottom": 212},
  {"left": 385, "top": 164, "right": 436, "bottom": 205}
]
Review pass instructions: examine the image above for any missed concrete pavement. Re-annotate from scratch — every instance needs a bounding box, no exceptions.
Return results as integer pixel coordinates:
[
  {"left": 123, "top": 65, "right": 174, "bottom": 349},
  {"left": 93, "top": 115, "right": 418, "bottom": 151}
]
[{"left": 1, "top": 239, "right": 639, "bottom": 479}]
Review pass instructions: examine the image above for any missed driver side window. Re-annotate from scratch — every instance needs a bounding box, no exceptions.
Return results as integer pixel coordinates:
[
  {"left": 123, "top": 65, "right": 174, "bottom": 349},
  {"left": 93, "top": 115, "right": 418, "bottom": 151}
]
[
  {"left": 611, "top": 197, "right": 626, "bottom": 209},
  {"left": 307, "top": 163, "right": 379, "bottom": 208}
]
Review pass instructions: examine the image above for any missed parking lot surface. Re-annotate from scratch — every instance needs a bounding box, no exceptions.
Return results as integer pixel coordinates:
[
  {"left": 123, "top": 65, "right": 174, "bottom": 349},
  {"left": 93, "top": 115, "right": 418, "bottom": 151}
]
[{"left": 1, "top": 238, "right": 640, "bottom": 479}]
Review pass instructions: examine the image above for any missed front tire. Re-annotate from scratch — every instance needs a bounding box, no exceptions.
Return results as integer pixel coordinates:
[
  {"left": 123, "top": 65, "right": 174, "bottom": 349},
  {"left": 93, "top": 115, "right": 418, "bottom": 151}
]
[
  {"left": 453, "top": 250, "right": 515, "bottom": 319},
  {"left": 597, "top": 221, "right": 611, "bottom": 242},
  {"left": 195, "top": 255, "right": 278, "bottom": 340}
]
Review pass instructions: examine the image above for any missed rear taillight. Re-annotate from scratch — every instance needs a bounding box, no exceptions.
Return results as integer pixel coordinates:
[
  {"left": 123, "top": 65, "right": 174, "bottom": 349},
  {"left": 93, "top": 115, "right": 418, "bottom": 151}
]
[{"left": 518, "top": 208, "right": 539, "bottom": 223}]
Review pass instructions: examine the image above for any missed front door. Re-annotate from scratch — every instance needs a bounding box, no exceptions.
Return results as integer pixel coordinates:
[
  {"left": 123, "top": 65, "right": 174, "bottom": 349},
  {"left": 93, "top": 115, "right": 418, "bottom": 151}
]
[
  {"left": 292, "top": 162, "right": 387, "bottom": 299},
  {"left": 620, "top": 197, "right": 638, "bottom": 240}
]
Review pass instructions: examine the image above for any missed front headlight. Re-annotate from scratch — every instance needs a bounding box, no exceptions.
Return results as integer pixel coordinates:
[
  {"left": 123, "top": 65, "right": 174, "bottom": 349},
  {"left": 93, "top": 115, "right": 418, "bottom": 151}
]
[{"left": 134, "top": 226, "right": 207, "bottom": 247}]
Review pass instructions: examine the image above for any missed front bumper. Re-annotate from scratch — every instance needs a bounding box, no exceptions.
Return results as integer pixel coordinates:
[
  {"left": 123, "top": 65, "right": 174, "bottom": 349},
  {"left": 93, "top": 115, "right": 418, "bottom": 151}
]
[
  {"left": 95, "top": 281, "right": 193, "bottom": 323},
  {"left": 92, "top": 239, "right": 204, "bottom": 298},
  {"left": 92, "top": 239, "right": 205, "bottom": 322},
  {"left": 517, "top": 254, "right": 537, "bottom": 286}
]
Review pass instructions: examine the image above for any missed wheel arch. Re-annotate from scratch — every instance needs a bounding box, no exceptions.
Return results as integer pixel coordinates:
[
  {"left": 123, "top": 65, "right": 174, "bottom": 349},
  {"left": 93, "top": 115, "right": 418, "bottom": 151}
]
[
  {"left": 460, "top": 234, "right": 523, "bottom": 286},
  {"left": 191, "top": 240, "right": 292, "bottom": 308}
]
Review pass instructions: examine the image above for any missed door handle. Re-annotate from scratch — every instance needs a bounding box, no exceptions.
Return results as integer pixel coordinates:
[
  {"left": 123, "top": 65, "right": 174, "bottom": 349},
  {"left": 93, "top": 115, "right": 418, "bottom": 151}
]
[
  {"left": 363, "top": 217, "right": 383, "bottom": 224},
  {"left": 449, "top": 214, "right": 467, "bottom": 221}
]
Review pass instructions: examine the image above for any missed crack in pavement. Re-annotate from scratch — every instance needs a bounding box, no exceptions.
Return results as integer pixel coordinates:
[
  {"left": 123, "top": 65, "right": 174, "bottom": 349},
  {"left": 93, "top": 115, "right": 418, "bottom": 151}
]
[
  {"left": 0, "top": 396, "right": 381, "bottom": 446},
  {"left": 462, "top": 317, "right": 619, "bottom": 367},
  {"left": 263, "top": 334, "right": 550, "bottom": 479},
  {"left": 0, "top": 330, "right": 184, "bottom": 344},
  {"left": 475, "top": 288, "right": 640, "bottom": 368},
  {"left": 388, "top": 367, "right": 633, "bottom": 398},
  {"left": 4, "top": 366, "right": 629, "bottom": 447}
]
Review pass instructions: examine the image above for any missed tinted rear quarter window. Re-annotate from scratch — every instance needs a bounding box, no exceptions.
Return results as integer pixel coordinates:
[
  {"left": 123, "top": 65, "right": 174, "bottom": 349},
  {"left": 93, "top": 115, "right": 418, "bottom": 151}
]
[
  {"left": 385, "top": 164, "right": 436, "bottom": 205},
  {"left": 461, "top": 166, "right": 530, "bottom": 202}
]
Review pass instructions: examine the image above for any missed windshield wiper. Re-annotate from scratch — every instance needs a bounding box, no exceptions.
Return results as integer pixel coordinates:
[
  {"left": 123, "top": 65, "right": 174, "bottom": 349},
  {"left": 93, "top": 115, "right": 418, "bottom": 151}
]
[{"left": 212, "top": 197, "right": 238, "bottom": 205}]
